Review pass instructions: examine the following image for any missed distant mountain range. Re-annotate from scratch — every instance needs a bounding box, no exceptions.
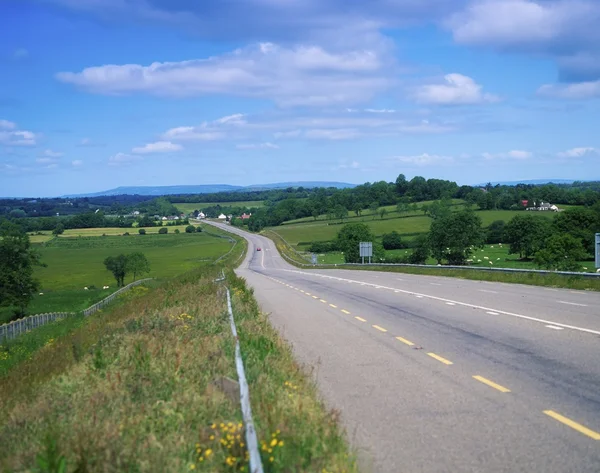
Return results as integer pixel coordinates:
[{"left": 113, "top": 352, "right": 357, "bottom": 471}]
[
  {"left": 63, "top": 181, "right": 356, "bottom": 197},
  {"left": 474, "top": 179, "right": 593, "bottom": 186}
]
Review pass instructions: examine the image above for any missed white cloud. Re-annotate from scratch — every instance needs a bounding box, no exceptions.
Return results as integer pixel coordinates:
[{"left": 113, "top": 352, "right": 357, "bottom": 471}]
[
  {"left": 36, "top": 157, "right": 56, "bottom": 164},
  {"left": 413, "top": 73, "right": 500, "bottom": 105},
  {"left": 14, "top": 48, "right": 29, "bottom": 59},
  {"left": 72, "top": 160, "right": 84, "bottom": 166},
  {"left": 0, "top": 120, "right": 16, "bottom": 130},
  {"left": 483, "top": 150, "right": 532, "bottom": 160},
  {"left": 557, "top": 147, "right": 598, "bottom": 158},
  {"left": 273, "top": 130, "right": 302, "bottom": 139},
  {"left": 56, "top": 42, "right": 392, "bottom": 107},
  {"left": 0, "top": 128, "right": 37, "bottom": 146},
  {"left": 305, "top": 128, "right": 361, "bottom": 140},
  {"left": 336, "top": 160, "right": 361, "bottom": 169},
  {"left": 387, "top": 153, "right": 455, "bottom": 166},
  {"left": 236, "top": 142, "right": 279, "bottom": 150},
  {"left": 162, "top": 127, "right": 225, "bottom": 141},
  {"left": 537, "top": 80, "right": 600, "bottom": 99},
  {"left": 131, "top": 140, "right": 183, "bottom": 154},
  {"left": 108, "top": 152, "right": 142, "bottom": 166},
  {"left": 364, "top": 108, "right": 396, "bottom": 113},
  {"left": 44, "top": 149, "right": 63, "bottom": 158}
]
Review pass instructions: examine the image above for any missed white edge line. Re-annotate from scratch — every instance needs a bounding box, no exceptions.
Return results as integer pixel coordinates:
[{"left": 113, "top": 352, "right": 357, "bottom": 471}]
[{"left": 279, "top": 269, "right": 600, "bottom": 336}]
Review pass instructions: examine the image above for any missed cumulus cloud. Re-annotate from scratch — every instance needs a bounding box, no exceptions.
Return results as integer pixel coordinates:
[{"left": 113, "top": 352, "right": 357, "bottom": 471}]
[
  {"left": 132, "top": 140, "right": 183, "bottom": 154},
  {"left": 56, "top": 42, "right": 392, "bottom": 107},
  {"left": 412, "top": 74, "right": 500, "bottom": 105},
  {"left": 108, "top": 152, "right": 142, "bottom": 166},
  {"left": 537, "top": 80, "right": 600, "bottom": 99},
  {"left": 43, "top": 149, "right": 63, "bottom": 158},
  {"left": 387, "top": 153, "right": 455, "bottom": 166},
  {"left": 236, "top": 142, "right": 279, "bottom": 150},
  {"left": 448, "top": 0, "right": 600, "bottom": 88},
  {"left": 0, "top": 120, "right": 37, "bottom": 146},
  {"left": 305, "top": 129, "right": 361, "bottom": 140},
  {"left": 0, "top": 120, "right": 16, "bottom": 130},
  {"left": 483, "top": 150, "right": 532, "bottom": 160},
  {"left": 72, "top": 160, "right": 84, "bottom": 166},
  {"left": 557, "top": 147, "right": 598, "bottom": 158}
]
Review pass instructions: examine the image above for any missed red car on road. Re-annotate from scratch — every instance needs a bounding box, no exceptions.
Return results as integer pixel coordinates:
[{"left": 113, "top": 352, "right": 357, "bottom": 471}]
[{"left": 257, "top": 247, "right": 261, "bottom": 251}]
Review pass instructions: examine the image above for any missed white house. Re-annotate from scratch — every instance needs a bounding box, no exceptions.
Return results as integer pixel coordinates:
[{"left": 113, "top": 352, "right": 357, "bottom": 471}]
[
  {"left": 197, "top": 212, "right": 206, "bottom": 219},
  {"left": 132, "top": 210, "right": 140, "bottom": 216},
  {"left": 218, "top": 213, "right": 227, "bottom": 219}
]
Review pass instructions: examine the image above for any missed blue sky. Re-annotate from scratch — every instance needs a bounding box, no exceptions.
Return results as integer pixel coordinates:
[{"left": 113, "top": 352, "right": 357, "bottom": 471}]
[{"left": 1, "top": 0, "right": 599, "bottom": 197}]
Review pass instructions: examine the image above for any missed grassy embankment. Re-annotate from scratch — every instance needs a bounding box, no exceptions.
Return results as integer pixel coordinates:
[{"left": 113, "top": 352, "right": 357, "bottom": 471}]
[
  {"left": 264, "top": 229, "right": 600, "bottom": 292},
  {"left": 174, "top": 201, "right": 266, "bottom": 214},
  {"left": 0, "top": 232, "right": 356, "bottom": 472}
]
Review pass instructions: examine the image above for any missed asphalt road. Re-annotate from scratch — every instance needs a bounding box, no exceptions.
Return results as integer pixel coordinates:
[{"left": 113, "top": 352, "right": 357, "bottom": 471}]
[{"left": 207, "top": 221, "right": 600, "bottom": 473}]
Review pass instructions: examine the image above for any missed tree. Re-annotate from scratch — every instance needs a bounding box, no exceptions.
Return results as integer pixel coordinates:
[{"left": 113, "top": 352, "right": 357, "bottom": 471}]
[
  {"left": 429, "top": 210, "right": 484, "bottom": 265},
  {"left": 312, "top": 209, "right": 320, "bottom": 221},
  {"left": 552, "top": 207, "right": 598, "bottom": 255},
  {"left": 336, "top": 223, "right": 380, "bottom": 263},
  {"left": 52, "top": 223, "right": 64, "bottom": 236},
  {"left": 535, "top": 234, "right": 587, "bottom": 271},
  {"left": 395, "top": 173, "right": 408, "bottom": 196},
  {"left": 158, "top": 227, "right": 168, "bottom": 234},
  {"left": 185, "top": 225, "right": 195, "bottom": 233},
  {"left": 0, "top": 224, "right": 45, "bottom": 317},
  {"left": 379, "top": 208, "right": 387, "bottom": 220},
  {"left": 382, "top": 231, "right": 404, "bottom": 250},
  {"left": 174, "top": 229, "right": 180, "bottom": 234},
  {"left": 126, "top": 252, "right": 150, "bottom": 281},
  {"left": 486, "top": 220, "right": 505, "bottom": 244},
  {"left": 408, "top": 235, "right": 430, "bottom": 264},
  {"left": 504, "top": 214, "right": 551, "bottom": 259},
  {"left": 369, "top": 202, "right": 379, "bottom": 219},
  {"left": 334, "top": 204, "right": 347, "bottom": 222},
  {"left": 196, "top": 226, "right": 203, "bottom": 232},
  {"left": 103, "top": 254, "right": 129, "bottom": 287},
  {"left": 396, "top": 201, "right": 410, "bottom": 215},
  {"left": 138, "top": 228, "right": 146, "bottom": 235}
]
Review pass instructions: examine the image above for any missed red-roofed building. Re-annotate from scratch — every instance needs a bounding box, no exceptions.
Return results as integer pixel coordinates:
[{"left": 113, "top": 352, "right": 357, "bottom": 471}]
[{"left": 240, "top": 213, "right": 252, "bottom": 220}]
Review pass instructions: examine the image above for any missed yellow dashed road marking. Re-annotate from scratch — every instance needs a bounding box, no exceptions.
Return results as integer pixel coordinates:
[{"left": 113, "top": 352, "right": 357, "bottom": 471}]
[
  {"left": 329, "top": 304, "right": 338, "bottom": 308},
  {"left": 341, "top": 310, "right": 351, "bottom": 314},
  {"left": 312, "top": 296, "right": 319, "bottom": 299},
  {"left": 395, "top": 336, "right": 414, "bottom": 346},
  {"left": 473, "top": 375, "right": 511, "bottom": 393},
  {"left": 320, "top": 299, "right": 327, "bottom": 303},
  {"left": 372, "top": 325, "right": 387, "bottom": 332},
  {"left": 355, "top": 317, "right": 367, "bottom": 322},
  {"left": 544, "top": 410, "right": 600, "bottom": 440},
  {"left": 427, "top": 353, "right": 453, "bottom": 365}
]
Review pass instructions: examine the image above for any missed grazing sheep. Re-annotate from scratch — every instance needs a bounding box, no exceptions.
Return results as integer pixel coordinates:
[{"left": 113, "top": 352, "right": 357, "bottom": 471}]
[
  {"left": 497, "top": 258, "right": 501, "bottom": 261},
  {"left": 489, "top": 261, "right": 493, "bottom": 265},
  {"left": 477, "top": 259, "right": 482, "bottom": 262},
  {"left": 491, "top": 246, "right": 494, "bottom": 248},
  {"left": 39, "top": 292, "right": 44, "bottom": 295},
  {"left": 597, "top": 269, "right": 600, "bottom": 273},
  {"left": 484, "top": 256, "right": 489, "bottom": 260},
  {"left": 583, "top": 267, "right": 588, "bottom": 270},
  {"left": 84, "top": 287, "right": 88, "bottom": 290}
]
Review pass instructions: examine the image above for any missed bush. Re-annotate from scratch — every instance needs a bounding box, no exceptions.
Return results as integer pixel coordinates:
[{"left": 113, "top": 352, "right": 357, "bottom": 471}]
[
  {"left": 185, "top": 225, "right": 195, "bottom": 233},
  {"left": 123, "top": 232, "right": 130, "bottom": 236},
  {"left": 196, "top": 226, "right": 203, "bottom": 232},
  {"left": 382, "top": 231, "right": 405, "bottom": 250},
  {"left": 486, "top": 220, "right": 505, "bottom": 244},
  {"left": 174, "top": 229, "right": 180, "bottom": 234},
  {"left": 308, "top": 241, "right": 339, "bottom": 253},
  {"left": 158, "top": 227, "right": 168, "bottom": 234},
  {"left": 138, "top": 228, "right": 146, "bottom": 235}
]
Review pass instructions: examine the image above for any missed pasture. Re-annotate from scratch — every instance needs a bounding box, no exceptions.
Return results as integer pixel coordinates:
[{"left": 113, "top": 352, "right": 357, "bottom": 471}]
[
  {"left": 273, "top": 208, "right": 557, "bottom": 250},
  {"left": 174, "top": 200, "right": 266, "bottom": 213},
  {"left": 0, "top": 231, "right": 234, "bottom": 323}
]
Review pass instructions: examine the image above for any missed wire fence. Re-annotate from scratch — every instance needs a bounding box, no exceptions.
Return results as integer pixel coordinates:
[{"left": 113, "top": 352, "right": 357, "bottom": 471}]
[{"left": 0, "top": 278, "right": 153, "bottom": 344}]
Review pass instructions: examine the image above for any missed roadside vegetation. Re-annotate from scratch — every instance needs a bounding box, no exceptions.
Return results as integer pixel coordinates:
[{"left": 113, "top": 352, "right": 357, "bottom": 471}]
[{"left": 0, "top": 241, "right": 356, "bottom": 472}]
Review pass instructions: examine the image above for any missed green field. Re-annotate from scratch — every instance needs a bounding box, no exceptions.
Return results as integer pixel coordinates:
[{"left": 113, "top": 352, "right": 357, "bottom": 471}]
[
  {"left": 174, "top": 201, "right": 265, "bottom": 213},
  {"left": 1, "top": 231, "right": 234, "bottom": 324}
]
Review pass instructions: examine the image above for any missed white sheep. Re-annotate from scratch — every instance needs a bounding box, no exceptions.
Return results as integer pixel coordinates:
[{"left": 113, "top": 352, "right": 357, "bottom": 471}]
[
  {"left": 84, "top": 287, "right": 88, "bottom": 290},
  {"left": 597, "top": 269, "right": 600, "bottom": 273},
  {"left": 489, "top": 261, "right": 493, "bottom": 265},
  {"left": 39, "top": 292, "right": 44, "bottom": 295},
  {"left": 497, "top": 258, "right": 500, "bottom": 261},
  {"left": 484, "top": 256, "right": 489, "bottom": 260},
  {"left": 583, "top": 267, "right": 588, "bottom": 270},
  {"left": 477, "top": 259, "right": 482, "bottom": 262},
  {"left": 491, "top": 246, "right": 494, "bottom": 248}
]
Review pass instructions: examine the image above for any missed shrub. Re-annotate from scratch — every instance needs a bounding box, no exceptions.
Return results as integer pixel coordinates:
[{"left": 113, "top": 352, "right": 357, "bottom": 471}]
[
  {"left": 196, "top": 226, "right": 203, "bottom": 232},
  {"left": 123, "top": 232, "right": 130, "bottom": 236},
  {"left": 382, "top": 231, "right": 405, "bottom": 250},
  {"left": 158, "top": 227, "right": 168, "bottom": 234},
  {"left": 174, "top": 229, "right": 180, "bottom": 234},
  {"left": 308, "top": 241, "right": 339, "bottom": 253},
  {"left": 185, "top": 225, "right": 195, "bottom": 233},
  {"left": 138, "top": 228, "right": 146, "bottom": 235}
]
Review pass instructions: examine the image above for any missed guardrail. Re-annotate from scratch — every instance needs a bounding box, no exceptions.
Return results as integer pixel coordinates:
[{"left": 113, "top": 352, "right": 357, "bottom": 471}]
[{"left": 0, "top": 278, "right": 153, "bottom": 343}]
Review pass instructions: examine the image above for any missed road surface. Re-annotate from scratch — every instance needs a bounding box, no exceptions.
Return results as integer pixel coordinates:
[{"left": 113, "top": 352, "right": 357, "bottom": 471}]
[{"left": 208, "top": 221, "right": 600, "bottom": 473}]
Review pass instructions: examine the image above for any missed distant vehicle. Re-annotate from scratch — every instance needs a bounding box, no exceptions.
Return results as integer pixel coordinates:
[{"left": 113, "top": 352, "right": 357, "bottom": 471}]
[{"left": 257, "top": 247, "right": 261, "bottom": 251}]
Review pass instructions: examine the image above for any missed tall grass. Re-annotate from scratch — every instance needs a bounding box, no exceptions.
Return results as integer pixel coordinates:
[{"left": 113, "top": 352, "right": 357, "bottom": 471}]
[{"left": 0, "top": 243, "right": 356, "bottom": 472}]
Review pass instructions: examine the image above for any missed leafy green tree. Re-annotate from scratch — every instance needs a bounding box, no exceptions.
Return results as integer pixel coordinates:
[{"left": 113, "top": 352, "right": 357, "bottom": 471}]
[
  {"left": 379, "top": 208, "right": 387, "bottom": 220},
  {"left": 336, "top": 223, "right": 381, "bottom": 263},
  {"left": 126, "top": 252, "right": 150, "bottom": 281},
  {"left": 535, "top": 234, "right": 587, "bottom": 271},
  {"left": 395, "top": 173, "right": 408, "bottom": 195},
  {"left": 196, "top": 226, "right": 203, "bottom": 232},
  {"left": 504, "top": 214, "right": 551, "bottom": 259},
  {"left": 429, "top": 210, "right": 484, "bottom": 264},
  {"left": 185, "top": 225, "right": 196, "bottom": 233},
  {"left": 52, "top": 223, "right": 65, "bottom": 236},
  {"left": 334, "top": 204, "right": 347, "bottom": 222},
  {"left": 103, "top": 254, "right": 129, "bottom": 287},
  {"left": 138, "top": 228, "right": 146, "bottom": 235},
  {"left": 352, "top": 203, "right": 363, "bottom": 217},
  {"left": 486, "top": 220, "right": 505, "bottom": 244},
  {"left": 382, "top": 231, "right": 404, "bottom": 250},
  {"left": 174, "top": 229, "right": 180, "bottom": 234},
  {"left": 369, "top": 202, "right": 379, "bottom": 219},
  {"left": 552, "top": 207, "right": 598, "bottom": 255},
  {"left": 396, "top": 201, "right": 410, "bottom": 215},
  {"left": 138, "top": 215, "right": 155, "bottom": 227},
  {"left": 408, "top": 235, "right": 430, "bottom": 264},
  {"left": 158, "top": 227, "right": 168, "bottom": 234},
  {"left": 0, "top": 224, "right": 45, "bottom": 317},
  {"left": 312, "top": 209, "right": 320, "bottom": 221}
]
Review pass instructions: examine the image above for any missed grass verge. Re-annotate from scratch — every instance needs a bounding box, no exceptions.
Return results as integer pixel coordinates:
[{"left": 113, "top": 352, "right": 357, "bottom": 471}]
[
  {"left": 0, "top": 258, "right": 355, "bottom": 472},
  {"left": 267, "top": 229, "right": 600, "bottom": 292}
]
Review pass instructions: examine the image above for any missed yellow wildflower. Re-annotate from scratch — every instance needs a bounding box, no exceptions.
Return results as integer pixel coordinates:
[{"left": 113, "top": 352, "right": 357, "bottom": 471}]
[
  {"left": 188, "top": 463, "right": 196, "bottom": 470},
  {"left": 204, "top": 449, "right": 212, "bottom": 457},
  {"left": 270, "top": 438, "right": 277, "bottom": 447},
  {"left": 278, "top": 440, "right": 284, "bottom": 447}
]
